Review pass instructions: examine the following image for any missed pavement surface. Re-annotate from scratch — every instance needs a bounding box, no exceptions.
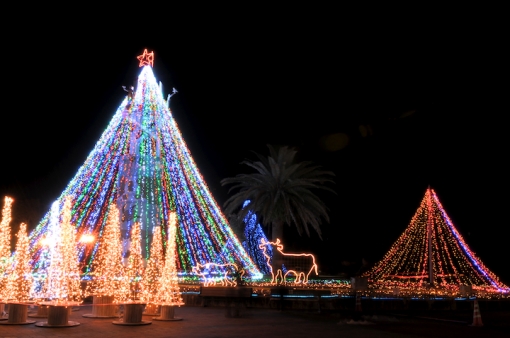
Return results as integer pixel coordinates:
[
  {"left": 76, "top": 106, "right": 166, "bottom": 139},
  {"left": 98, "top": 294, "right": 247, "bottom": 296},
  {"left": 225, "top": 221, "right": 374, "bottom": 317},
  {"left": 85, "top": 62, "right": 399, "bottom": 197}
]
[{"left": 0, "top": 303, "right": 509, "bottom": 338}]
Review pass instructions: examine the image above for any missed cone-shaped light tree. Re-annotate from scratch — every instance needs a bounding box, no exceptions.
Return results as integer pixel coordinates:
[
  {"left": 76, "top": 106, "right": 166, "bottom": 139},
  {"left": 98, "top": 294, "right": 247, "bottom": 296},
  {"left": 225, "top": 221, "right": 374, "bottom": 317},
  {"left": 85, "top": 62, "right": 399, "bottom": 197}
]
[
  {"left": 0, "top": 196, "right": 14, "bottom": 301},
  {"left": 116, "top": 222, "right": 145, "bottom": 303},
  {"left": 43, "top": 196, "right": 83, "bottom": 303},
  {"left": 0, "top": 197, "right": 13, "bottom": 270},
  {"left": 31, "top": 201, "right": 58, "bottom": 300},
  {"left": 151, "top": 211, "right": 184, "bottom": 306},
  {"left": 84, "top": 204, "right": 124, "bottom": 298},
  {"left": 141, "top": 225, "right": 164, "bottom": 307},
  {"left": 363, "top": 187, "right": 509, "bottom": 293},
  {"left": 28, "top": 50, "right": 261, "bottom": 280},
  {"left": 0, "top": 222, "right": 36, "bottom": 326},
  {"left": 2, "top": 223, "right": 33, "bottom": 302}
]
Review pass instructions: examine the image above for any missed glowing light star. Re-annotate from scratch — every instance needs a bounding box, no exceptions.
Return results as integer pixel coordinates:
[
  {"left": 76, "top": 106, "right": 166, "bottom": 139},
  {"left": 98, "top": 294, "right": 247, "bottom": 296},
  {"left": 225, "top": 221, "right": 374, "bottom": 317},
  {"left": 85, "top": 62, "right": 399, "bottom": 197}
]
[
  {"left": 259, "top": 238, "right": 318, "bottom": 285},
  {"left": 137, "top": 49, "right": 154, "bottom": 67}
]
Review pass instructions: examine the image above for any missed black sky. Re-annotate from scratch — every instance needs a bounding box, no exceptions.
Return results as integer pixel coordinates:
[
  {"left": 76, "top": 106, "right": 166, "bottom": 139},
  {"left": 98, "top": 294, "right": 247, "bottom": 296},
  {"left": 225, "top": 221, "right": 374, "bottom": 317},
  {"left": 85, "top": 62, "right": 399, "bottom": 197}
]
[{"left": 1, "top": 8, "right": 508, "bottom": 282}]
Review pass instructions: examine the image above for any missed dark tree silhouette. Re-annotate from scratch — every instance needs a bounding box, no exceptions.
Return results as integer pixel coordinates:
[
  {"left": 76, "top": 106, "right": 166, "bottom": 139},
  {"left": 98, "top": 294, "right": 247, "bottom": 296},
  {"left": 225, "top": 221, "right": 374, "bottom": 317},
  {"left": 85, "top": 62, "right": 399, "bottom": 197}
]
[{"left": 220, "top": 144, "right": 336, "bottom": 274}]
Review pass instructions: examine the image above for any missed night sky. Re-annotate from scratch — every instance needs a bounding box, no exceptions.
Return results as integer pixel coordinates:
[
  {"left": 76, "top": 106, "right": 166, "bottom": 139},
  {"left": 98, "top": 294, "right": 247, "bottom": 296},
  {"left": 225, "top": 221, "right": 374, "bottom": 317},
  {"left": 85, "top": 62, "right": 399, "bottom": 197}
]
[{"left": 1, "top": 9, "right": 507, "bottom": 282}]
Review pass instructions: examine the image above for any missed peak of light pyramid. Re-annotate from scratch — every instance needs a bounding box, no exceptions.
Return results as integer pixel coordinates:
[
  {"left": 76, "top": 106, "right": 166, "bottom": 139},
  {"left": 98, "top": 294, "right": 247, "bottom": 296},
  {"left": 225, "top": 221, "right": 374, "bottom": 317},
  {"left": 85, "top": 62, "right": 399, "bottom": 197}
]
[
  {"left": 28, "top": 61, "right": 261, "bottom": 280},
  {"left": 363, "top": 187, "right": 509, "bottom": 293}
]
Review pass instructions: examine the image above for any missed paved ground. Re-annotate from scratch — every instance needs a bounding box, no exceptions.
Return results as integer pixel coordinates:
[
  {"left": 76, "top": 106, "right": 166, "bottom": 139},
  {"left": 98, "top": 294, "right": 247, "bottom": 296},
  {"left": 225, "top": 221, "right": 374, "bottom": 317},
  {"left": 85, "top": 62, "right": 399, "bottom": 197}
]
[{"left": 1, "top": 303, "right": 509, "bottom": 338}]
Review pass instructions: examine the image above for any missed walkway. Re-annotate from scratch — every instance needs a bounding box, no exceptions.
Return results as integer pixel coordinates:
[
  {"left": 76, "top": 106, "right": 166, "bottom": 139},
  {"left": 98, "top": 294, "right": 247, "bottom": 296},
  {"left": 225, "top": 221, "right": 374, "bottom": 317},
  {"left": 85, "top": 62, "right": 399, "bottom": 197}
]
[{"left": 0, "top": 303, "right": 508, "bottom": 338}]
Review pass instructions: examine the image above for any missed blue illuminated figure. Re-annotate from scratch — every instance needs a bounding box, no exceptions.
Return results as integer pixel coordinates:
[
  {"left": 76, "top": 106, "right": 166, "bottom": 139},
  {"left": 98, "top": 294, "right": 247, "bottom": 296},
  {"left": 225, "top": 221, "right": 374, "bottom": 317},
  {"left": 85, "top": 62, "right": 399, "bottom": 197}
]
[{"left": 241, "top": 200, "right": 272, "bottom": 276}]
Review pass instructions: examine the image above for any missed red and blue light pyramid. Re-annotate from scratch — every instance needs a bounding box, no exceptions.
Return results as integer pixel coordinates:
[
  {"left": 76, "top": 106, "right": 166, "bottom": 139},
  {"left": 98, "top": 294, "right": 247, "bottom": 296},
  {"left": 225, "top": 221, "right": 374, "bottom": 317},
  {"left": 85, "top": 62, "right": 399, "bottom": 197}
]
[{"left": 363, "top": 187, "right": 508, "bottom": 293}]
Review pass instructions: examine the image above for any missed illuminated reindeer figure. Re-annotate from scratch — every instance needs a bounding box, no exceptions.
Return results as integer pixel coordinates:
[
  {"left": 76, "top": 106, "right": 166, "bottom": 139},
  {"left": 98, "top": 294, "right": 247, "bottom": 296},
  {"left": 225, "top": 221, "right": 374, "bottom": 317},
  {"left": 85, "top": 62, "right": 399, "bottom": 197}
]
[
  {"left": 259, "top": 238, "right": 319, "bottom": 284},
  {"left": 192, "top": 262, "right": 245, "bottom": 287}
]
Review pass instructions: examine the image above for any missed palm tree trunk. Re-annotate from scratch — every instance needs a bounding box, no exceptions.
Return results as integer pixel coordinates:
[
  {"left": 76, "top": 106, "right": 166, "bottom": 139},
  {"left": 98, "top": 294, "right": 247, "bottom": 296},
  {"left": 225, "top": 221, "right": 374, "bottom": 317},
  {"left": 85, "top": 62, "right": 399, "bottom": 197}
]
[{"left": 271, "top": 221, "right": 284, "bottom": 282}]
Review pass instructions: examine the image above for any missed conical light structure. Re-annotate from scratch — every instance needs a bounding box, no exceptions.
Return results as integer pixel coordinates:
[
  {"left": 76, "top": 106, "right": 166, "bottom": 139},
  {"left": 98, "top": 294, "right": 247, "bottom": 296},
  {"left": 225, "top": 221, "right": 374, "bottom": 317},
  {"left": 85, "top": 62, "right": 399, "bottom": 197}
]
[
  {"left": 126, "top": 222, "right": 145, "bottom": 294},
  {"left": 2, "top": 223, "right": 32, "bottom": 302},
  {"left": 0, "top": 197, "right": 13, "bottom": 271},
  {"left": 84, "top": 204, "right": 124, "bottom": 298},
  {"left": 41, "top": 196, "right": 83, "bottom": 302},
  {"left": 0, "top": 196, "right": 14, "bottom": 300},
  {"left": 363, "top": 187, "right": 509, "bottom": 293},
  {"left": 116, "top": 222, "right": 145, "bottom": 303},
  {"left": 150, "top": 211, "right": 184, "bottom": 306},
  {"left": 141, "top": 225, "right": 164, "bottom": 304},
  {"left": 28, "top": 51, "right": 261, "bottom": 280}
]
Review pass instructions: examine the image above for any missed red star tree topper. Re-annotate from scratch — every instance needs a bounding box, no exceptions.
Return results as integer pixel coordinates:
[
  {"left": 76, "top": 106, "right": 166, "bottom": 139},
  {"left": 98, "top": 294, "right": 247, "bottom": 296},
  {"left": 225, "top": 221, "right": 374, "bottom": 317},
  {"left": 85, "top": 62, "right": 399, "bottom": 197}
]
[{"left": 137, "top": 49, "right": 154, "bottom": 67}]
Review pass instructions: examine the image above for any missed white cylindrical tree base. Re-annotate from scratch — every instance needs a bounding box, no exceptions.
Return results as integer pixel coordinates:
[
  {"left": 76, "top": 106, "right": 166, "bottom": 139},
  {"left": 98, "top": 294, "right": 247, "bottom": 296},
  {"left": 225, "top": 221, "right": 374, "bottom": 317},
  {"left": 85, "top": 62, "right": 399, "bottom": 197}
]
[
  {"left": 143, "top": 303, "right": 160, "bottom": 316},
  {"left": 153, "top": 305, "right": 182, "bottom": 321},
  {"left": 28, "top": 304, "right": 49, "bottom": 318},
  {"left": 0, "top": 303, "right": 6, "bottom": 321},
  {"left": 112, "top": 303, "right": 151, "bottom": 326},
  {"left": 83, "top": 295, "right": 119, "bottom": 318},
  {"left": 0, "top": 303, "right": 36, "bottom": 325},
  {"left": 35, "top": 302, "right": 81, "bottom": 327}
]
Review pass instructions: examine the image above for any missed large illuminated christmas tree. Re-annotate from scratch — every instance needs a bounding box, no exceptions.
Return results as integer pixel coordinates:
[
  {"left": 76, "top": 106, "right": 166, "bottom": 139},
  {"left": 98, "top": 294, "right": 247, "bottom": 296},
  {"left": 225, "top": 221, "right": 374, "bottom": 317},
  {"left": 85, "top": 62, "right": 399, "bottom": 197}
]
[
  {"left": 363, "top": 187, "right": 509, "bottom": 293},
  {"left": 28, "top": 50, "right": 261, "bottom": 280}
]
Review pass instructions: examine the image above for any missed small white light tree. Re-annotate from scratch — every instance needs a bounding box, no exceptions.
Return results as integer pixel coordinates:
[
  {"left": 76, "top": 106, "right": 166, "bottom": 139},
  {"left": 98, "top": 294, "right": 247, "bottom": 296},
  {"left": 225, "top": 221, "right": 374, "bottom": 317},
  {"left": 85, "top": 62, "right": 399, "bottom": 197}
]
[
  {"left": 116, "top": 222, "right": 145, "bottom": 303},
  {"left": 83, "top": 204, "right": 124, "bottom": 317},
  {"left": 0, "top": 222, "right": 36, "bottom": 324},
  {"left": 151, "top": 212, "right": 184, "bottom": 321},
  {"left": 43, "top": 196, "right": 82, "bottom": 303},
  {"left": 0, "top": 196, "right": 14, "bottom": 303},
  {"left": 141, "top": 225, "right": 164, "bottom": 315}
]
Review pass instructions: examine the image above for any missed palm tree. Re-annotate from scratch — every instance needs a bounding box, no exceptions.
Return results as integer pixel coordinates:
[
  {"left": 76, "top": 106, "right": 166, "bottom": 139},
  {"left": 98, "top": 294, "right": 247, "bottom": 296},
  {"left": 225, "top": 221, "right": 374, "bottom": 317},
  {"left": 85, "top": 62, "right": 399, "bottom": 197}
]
[{"left": 220, "top": 144, "right": 335, "bottom": 274}]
